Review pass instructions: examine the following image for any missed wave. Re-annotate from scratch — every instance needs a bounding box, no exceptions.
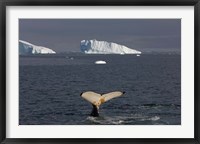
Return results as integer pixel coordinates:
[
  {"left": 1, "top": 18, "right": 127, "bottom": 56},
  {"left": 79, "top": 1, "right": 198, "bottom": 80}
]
[
  {"left": 141, "top": 104, "right": 180, "bottom": 107},
  {"left": 137, "top": 104, "right": 181, "bottom": 109}
]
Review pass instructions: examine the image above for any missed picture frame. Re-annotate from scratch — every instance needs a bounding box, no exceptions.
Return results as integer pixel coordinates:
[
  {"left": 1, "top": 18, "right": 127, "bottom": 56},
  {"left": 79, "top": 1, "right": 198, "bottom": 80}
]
[{"left": 0, "top": 0, "right": 199, "bottom": 143}]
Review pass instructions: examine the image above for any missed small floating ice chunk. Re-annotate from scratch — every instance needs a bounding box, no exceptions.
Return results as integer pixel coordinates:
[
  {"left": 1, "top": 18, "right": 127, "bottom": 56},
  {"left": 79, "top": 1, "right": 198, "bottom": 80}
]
[
  {"left": 95, "top": 60, "right": 106, "bottom": 64},
  {"left": 136, "top": 54, "right": 140, "bottom": 56}
]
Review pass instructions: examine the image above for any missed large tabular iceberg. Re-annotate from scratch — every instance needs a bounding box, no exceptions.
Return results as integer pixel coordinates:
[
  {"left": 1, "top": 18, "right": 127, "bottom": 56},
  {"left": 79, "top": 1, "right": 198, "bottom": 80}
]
[
  {"left": 19, "top": 40, "right": 56, "bottom": 55},
  {"left": 80, "top": 39, "right": 141, "bottom": 54}
]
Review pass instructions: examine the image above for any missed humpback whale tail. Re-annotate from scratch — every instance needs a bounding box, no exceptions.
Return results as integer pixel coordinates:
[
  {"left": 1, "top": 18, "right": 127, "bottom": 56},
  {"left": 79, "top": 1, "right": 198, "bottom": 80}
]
[{"left": 80, "top": 91, "right": 125, "bottom": 117}]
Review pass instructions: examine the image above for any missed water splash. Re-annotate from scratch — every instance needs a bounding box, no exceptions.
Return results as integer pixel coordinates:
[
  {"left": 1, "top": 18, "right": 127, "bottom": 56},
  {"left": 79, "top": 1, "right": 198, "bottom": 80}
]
[{"left": 86, "top": 114, "right": 161, "bottom": 125}]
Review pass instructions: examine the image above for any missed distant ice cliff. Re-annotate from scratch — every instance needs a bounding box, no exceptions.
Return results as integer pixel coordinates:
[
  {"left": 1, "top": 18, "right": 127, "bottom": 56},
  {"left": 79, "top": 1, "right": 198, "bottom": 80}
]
[
  {"left": 80, "top": 39, "right": 141, "bottom": 54},
  {"left": 19, "top": 40, "right": 56, "bottom": 55}
]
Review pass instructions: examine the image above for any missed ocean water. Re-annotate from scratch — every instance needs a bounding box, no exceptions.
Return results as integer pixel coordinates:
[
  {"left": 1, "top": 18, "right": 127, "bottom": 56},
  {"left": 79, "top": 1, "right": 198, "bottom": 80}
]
[{"left": 19, "top": 54, "right": 181, "bottom": 125}]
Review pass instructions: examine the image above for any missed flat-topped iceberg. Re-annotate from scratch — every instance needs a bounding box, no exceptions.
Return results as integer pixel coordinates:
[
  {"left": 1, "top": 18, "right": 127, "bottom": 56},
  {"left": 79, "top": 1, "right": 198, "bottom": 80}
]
[
  {"left": 80, "top": 39, "right": 141, "bottom": 54},
  {"left": 19, "top": 40, "right": 56, "bottom": 55}
]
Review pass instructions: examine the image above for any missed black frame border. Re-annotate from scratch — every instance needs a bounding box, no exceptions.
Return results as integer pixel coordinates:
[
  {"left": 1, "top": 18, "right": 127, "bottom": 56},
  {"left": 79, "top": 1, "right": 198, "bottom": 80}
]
[{"left": 0, "top": 0, "right": 199, "bottom": 144}]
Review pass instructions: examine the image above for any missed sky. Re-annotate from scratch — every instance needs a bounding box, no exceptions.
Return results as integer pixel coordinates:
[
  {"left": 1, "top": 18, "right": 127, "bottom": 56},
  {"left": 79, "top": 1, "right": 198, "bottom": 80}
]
[{"left": 19, "top": 19, "right": 181, "bottom": 53}]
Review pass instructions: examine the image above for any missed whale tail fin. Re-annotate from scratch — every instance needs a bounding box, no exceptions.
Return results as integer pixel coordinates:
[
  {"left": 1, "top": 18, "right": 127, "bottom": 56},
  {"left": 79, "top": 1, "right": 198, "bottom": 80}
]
[
  {"left": 101, "top": 91, "right": 125, "bottom": 102},
  {"left": 80, "top": 91, "right": 125, "bottom": 107},
  {"left": 81, "top": 91, "right": 125, "bottom": 117}
]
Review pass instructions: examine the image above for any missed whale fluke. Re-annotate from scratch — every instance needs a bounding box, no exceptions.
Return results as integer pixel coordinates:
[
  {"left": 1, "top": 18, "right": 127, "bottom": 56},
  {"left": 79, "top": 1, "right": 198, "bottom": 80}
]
[{"left": 81, "top": 91, "right": 125, "bottom": 117}]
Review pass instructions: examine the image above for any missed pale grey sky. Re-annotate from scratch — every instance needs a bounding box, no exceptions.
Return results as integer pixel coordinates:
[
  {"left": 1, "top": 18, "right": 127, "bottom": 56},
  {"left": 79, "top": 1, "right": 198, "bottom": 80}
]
[{"left": 19, "top": 19, "right": 181, "bottom": 53}]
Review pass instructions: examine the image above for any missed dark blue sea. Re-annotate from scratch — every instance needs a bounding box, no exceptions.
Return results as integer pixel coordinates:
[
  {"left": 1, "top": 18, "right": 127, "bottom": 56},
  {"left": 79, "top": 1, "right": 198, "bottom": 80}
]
[{"left": 19, "top": 53, "right": 181, "bottom": 125}]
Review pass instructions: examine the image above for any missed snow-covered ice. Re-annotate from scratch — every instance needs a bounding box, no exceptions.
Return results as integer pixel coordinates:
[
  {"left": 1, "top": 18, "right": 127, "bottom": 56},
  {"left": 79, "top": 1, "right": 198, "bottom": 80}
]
[
  {"left": 19, "top": 40, "right": 56, "bottom": 55},
  {"left": 80, "top": 39, "right": 141, "bottom": 54}
]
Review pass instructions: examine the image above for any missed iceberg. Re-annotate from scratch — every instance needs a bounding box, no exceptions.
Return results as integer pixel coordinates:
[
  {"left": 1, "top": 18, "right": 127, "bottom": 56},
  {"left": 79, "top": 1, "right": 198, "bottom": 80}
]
[
  {"left": 19, "top": 40, "right": 56, "bottom": 55},
  {"left": 80, "top": 39, "right": 141, "bottom": 54},
  {"left": 95, "top": 60, "right": 107, "bottom": 64}
]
